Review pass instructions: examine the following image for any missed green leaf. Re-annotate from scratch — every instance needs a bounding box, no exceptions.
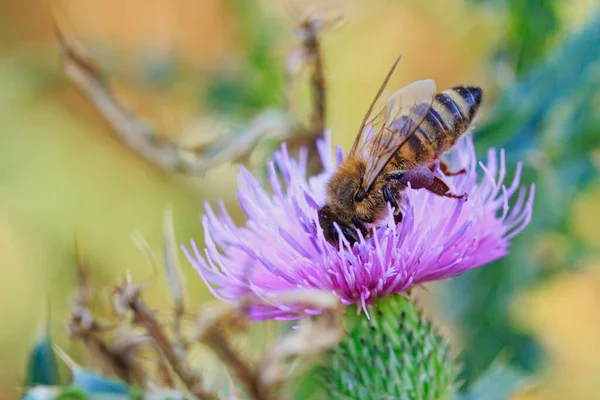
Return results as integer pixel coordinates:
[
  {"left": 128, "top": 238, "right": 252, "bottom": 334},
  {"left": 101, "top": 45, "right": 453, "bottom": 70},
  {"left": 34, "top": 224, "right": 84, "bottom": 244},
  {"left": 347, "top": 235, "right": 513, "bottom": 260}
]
[
  {"left": 455, "top": 359, "right": 529, "bottom": 400},
  {"left": 468, "top": 0, "right": 561, "bottom": 75},
  {"left": 475, "top": 10, "right": 600, "bottom": 159},
  {"left": 20, "top": 386, "right": 61, "bottom": 400},
  {"left": 71, "top": 368, "right": 131, "bottom": 396},
  {"left": 24, "top": 333, "right": 60, "bottom": 387},
  {"left": 53, "top": 347, "right": 134, "bottom": 398},
  {"left": 205, "top": 0, "right": 284, "bottom": 115},
  {"left": 505, "top": 0, "right": 560, "bottom": 75},
  {"left": 21, "top": 386, "right": 182, "bottom": 400}
]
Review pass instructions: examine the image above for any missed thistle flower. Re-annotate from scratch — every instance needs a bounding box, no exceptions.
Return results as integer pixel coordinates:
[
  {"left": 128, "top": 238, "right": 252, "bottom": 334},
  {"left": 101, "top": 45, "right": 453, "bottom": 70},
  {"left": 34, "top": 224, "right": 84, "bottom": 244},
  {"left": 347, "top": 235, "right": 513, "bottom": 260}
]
[{"left": 183, "top": 132, "right": 534, "bottom": 321}]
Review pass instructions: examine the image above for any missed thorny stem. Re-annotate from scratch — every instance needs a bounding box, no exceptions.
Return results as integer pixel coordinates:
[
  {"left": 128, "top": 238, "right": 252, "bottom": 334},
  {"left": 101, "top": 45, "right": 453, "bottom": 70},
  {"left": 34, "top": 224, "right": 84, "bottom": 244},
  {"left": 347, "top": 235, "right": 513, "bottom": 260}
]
[{"left": 122, "top": 287, "right": 218, "bottom": 400}]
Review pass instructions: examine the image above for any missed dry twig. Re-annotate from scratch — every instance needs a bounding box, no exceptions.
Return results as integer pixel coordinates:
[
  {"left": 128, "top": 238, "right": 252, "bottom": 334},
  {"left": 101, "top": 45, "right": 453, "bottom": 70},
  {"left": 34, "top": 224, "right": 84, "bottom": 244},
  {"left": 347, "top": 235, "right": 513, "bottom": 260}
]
[
  {"left": 192, "top": 291, "right": 345, "bottom": 399},
  {"left": 162, "top": 207, "right": 187, "bottom": 351},
  {"left": 298, "top": 17, "right": 326, "bottom": 141},
  {"left": 55, "top": 25, "right": 296, "bottom": 175},
  {"left": 257, "top": 290, "right": 344, "bottom": 388},
  {"left": 284, "top": 11, "right": 343, "bottom": 175},
  {"left": 195, "top": 307, "right": 269, "bottom": 400},
  {"left": 68, "top": 239, "right": 149, "bottom": 387},
  {"left": 68, "top": 237, "right": 345, "bottom": 399},
  {"left": 114, "top": 278, "right": 218, "bottom": 400}
]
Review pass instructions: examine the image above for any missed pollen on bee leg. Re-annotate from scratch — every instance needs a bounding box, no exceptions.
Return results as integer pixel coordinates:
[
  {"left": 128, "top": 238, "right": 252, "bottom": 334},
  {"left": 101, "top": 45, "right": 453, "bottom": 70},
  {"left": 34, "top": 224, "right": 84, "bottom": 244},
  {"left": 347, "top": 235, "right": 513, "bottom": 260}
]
[{"left": 394, "top": 212, "right": 403, "bottom": 224}]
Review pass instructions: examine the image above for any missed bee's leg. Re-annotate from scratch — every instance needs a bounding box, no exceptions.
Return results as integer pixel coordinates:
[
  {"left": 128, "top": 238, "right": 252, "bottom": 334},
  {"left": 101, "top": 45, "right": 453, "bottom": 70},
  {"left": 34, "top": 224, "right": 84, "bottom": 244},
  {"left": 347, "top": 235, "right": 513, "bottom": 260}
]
[
  {"left": 326, "top": 224, "right": 360, "bottom": 247},
  {"left": 432, "top": 160, "right": 466, "bottom": 176},
  {"left": 340, "top": 225, "right": 359, "bottom": 246},
  {"left": 386, "top": 168, "right": 435, "bottom": 189},
  {"left": 382, "top": 184, "right": 404, "bottom": 224},
  {"left": 351, "top": 216, "right": 370, "bottom": 238},
  {"left": 385, "top": 169, "right": 436, "bottom": 224},
  {"left": 319, "top": 206, "right": 361, "bottom": 247},
  {"left": 394, "top": 212, "right": 403, "bottom": 224},
  {"left": 425, "top": 177, "right": 468, "bottom": 200},
  {"left": 382, "top": 184, "right": 399, "bottom": 209}
]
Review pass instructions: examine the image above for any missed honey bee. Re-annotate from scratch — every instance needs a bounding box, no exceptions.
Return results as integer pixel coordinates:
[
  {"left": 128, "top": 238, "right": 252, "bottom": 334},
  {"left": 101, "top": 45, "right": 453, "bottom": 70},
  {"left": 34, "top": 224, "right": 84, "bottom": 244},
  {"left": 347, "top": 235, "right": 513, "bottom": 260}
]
[{"left": 318, "top": 56, "right": 482, "bottom": 245}]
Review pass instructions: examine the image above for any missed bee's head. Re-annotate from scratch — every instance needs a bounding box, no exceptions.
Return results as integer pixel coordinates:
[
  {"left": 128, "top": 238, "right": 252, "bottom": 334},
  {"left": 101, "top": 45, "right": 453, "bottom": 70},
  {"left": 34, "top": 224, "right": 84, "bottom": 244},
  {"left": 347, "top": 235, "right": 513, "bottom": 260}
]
[
  {"left": 319, "top": 158, "right": 374, "bottom": 246},
  {"left": 326, "top": 158, "right": 366, "bottom": 214},
  {"left": 318, "top": 204, "right": 359, "bottom": 246}
]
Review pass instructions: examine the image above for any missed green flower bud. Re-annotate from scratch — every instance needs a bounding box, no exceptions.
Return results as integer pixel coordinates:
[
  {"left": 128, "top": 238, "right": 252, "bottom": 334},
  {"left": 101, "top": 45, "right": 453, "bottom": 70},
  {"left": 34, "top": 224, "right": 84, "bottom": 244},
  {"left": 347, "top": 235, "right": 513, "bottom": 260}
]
[{"left": 317, "top": 295, "right": 460, "bottom": 400}]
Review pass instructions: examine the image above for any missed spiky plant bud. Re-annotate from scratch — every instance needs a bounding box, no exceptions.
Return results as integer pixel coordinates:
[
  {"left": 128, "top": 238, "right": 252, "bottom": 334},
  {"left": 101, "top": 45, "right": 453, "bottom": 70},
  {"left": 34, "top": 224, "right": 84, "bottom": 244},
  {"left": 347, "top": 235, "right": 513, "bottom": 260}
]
[{"left": 318, "top": 295, "right": 460, "bottom": 400}]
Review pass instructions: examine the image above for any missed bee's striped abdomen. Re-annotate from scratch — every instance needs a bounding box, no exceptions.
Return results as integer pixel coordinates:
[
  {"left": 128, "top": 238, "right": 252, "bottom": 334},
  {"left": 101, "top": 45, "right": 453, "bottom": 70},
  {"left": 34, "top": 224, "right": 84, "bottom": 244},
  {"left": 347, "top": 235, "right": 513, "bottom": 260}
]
[
  {"left": 433, "top": 86, "right": 482, "bottom": 144},
  {"left": 392, "top": 85, "right": 482, "bottom": 169}
]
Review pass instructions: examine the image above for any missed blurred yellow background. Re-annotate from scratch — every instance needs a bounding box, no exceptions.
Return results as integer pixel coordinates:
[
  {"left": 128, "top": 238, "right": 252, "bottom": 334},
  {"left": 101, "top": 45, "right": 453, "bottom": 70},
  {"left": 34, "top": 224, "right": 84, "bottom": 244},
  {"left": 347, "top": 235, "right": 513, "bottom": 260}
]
[{"left": 1, "top": 0, "right": 599, "bottom": 399}]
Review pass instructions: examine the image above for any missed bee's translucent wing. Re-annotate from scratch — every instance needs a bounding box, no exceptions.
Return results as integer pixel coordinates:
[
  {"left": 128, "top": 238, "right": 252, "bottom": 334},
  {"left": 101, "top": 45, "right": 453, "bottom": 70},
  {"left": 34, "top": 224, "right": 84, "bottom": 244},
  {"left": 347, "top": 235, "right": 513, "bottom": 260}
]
[
  {"left": 359, "top": 79, "right": 437, "bottom": 192},
  {"left": 349, "top": 56, "right": 402, "bottom": 157}
]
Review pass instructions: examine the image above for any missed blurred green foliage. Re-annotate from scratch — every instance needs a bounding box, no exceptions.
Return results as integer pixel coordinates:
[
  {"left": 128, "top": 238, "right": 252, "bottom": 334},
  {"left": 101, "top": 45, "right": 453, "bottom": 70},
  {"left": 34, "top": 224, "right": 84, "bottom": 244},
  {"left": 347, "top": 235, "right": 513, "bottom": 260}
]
[
  {"left": 205, "top": 0, "right": 284, "bottom": 117},
  {"left": 454, "top": 359, "right": 528, "bottom": 400},
  {"left": 503, "top": 0, "right": 561, "bottom": 75},
  {"left": 22, "top": 339, "right": 146, "bottom": 400},
  {"left": 442, "top": 5, "right": 600, "bottom": 388},
  {"left": 469, "top": 0, "right": 562, "bottom": 74}
]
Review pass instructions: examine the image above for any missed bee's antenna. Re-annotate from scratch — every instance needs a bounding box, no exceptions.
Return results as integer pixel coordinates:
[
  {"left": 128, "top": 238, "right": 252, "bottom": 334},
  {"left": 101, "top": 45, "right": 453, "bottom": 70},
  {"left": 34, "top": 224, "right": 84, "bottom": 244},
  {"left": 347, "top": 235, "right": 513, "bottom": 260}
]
[{"left": 351, "top": 54, "right": 403, "bottom": 155}]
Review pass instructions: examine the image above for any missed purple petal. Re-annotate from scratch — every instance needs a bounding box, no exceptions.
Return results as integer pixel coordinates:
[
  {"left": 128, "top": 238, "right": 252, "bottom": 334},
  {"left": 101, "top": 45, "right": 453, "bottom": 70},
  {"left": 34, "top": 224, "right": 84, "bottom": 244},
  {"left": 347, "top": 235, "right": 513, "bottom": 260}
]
[{"left": 182, "top": 134, "right": 535, "bottom": 320}]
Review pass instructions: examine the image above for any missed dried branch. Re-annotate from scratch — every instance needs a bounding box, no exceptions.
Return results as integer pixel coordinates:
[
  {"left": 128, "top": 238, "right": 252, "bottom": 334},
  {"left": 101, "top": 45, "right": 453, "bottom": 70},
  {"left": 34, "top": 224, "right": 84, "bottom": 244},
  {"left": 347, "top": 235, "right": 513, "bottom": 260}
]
[
  {"left": 73, "top": 235, "right": 93, "bottom": 307},
  {"left": 298, "top": 18, "right": 326, "bottom": 140},
  {"left": 68, "top": 310, "right": 138, "bottom": 385},
  {"left": 283, "top": 49, "right": 303, "bottom": 113},
  {"left": 153, "top": 349, "right": 176, "bottom": 389},
  {"left": 192, "top": 290, "right": 344, "bottom": 398},
  {"left": 162, "top": 207, "right": 187, "bottom": 351},
  {"left": 284, "top": 12, "right": 343, "bottom": 175},
  {"left": 195, "top": 307, "right": 269, "bottom": 400},
  {"left": 69, "top": 240, "right": 149, "bottom": 387},
  {"left": 298, "top": 11, "right": 343, "bottom": 139},
  {"left": 55, "top": 26, "right": 297, "bottom": 175},
  {"left": 68, "top": 239, "right": 344, "bottom": 398},
  {"left": 258, "top": 290, "right": 344, "bottom": 388},
  {"left": 114, "top": 279, "right": 217, "bottom": 400}
]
